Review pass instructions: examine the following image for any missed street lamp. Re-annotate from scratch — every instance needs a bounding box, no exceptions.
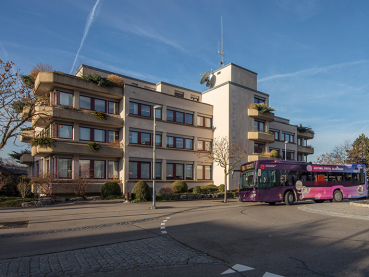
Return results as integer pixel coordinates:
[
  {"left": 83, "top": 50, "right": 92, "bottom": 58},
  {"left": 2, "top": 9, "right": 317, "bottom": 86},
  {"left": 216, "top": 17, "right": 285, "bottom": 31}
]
[
  {"left": 284, "top": 141, "right": 288, "bottom": 161},
  {"left": 151, "top": 105, "right": 162, "bottom": 210}
]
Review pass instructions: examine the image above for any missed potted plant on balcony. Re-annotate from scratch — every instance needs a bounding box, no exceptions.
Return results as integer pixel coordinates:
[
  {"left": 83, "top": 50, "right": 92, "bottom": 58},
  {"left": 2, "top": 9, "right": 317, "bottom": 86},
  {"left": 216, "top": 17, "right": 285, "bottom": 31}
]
[
  {"left": 250, "top": 103, "right": 275, "bottom": 114},
  {"left": 297, "top": 124, "right": 314, "bottom": 134},
  {"left": 93, "top": 111, "right": 107, "bottom": 120},
  {"left": 88, "top": 142, "right": 101, "bottom": 152},
  {"left": 31, "top": 137, "right": 55, "bottom": 148}
]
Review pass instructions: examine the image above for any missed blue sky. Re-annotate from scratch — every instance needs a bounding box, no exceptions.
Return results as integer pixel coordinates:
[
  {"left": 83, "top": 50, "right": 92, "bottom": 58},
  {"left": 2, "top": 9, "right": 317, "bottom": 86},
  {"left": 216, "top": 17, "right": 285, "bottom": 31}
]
[{"left": 1, "top": 0, "right": 369, "bottom": 161}]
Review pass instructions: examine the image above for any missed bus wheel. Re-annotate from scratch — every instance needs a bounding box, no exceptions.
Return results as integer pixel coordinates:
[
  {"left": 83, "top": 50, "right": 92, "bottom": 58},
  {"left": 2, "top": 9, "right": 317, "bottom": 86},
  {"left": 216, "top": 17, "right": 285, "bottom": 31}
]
[
  {"left": 332, "top": 190, "right": 343, "bottom": 202},
  {"left": 268, "top": 202, "right": 276, "bottom": 205},
  {"left": 314, "top": 200, "right": 325, "bottom": 203},
  {"left": 284, "top": 191, "right": 294, "bottom": 205}
]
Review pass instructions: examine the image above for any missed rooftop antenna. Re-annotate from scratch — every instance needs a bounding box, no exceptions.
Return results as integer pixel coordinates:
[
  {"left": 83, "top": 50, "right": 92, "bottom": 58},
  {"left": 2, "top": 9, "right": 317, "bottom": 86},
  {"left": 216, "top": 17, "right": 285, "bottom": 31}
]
[{"left": 217, "top": 16, "right": 224, "bottom": 67}]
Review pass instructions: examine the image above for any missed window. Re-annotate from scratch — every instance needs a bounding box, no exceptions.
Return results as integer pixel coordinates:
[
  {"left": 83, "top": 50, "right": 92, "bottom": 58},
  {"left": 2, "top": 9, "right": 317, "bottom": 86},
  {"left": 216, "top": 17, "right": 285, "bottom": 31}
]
[
  {"left": 80, "top": 96, "right": 91, "bottom": 109},
  {"left": 129, "top": 131, "right": 138, "bottom": 144},
  {"left": 282, "top": 151, "right": 295, "bottom": 160},
  {"left": 167, "top": 110, "right": 193, "bottom": 124},
  {"left": 58, "top": 158, "right": 72, "bottom": 178},
  {"left": 254, "top": 120, "right": 265, "bottom": 132},
  {"left": 128, "top": 161, "right": 151, "bottom": 179},
  {"left": 254, "top": 143, "right": 265, "bottom": 153},
  {"left": 141, "top": 133, "right": 151, "bottom": 145},
  {"left": 175, "top": 91, "right": 184, "bottom": 98},
  {"left": 155, "top": 109, "right": 162, "bottom": 120},
  {"left": 166, "top": 163, "right": 184, "bottom": 180},
  {"left": 282, "top": 133, "right": 294, "bottom": 143},
  {"left": 271, "top": 130, "right": 279, "bottom": 140},
  {"left": 197, "top": 140, "right": 211, "bottom": 151},
  {"left": 197, "top": 165, "right": 211, "bottom": 180},
  {"left": 129, "top": 102, "right": 153, "bottom": 118},
  {"left": 108, "top": 102, "right": 119, "bottom": 114},
  {"left": 186, "top": 164, "right": 193, "bottom": 180},
  {"left": 79, "top": 160, "right": 90, "bottom": 178},
  {"left": 79, "top": 127, "right": 91, "bottom": 141},
  {"left": 58, "top": 91, "right": 73, "bottom": 106},
  {"left": 58, "top": 124, "right": 73, "bottom": 139},
  {"left": 108, "top": 161, "right": 119, "bottom": 179},
  {"left": 155, "top": 162, "right": 161, "bottom": 180},
  {"left": 129, "top": 131, "right": 161, "bottom": 146},
  {"left": 94, "top": 99, "right": 106, "bottom": 112},
  {"left": 297, "top": 138, "right": 302, "bottom": 146},
  {"left": 191, "top": 96, "right": 199, "bottom": 102},
  {"left": 297, "top": 154, "right": 303, "bottom": 161},
  {"left": 94, "top": 129, "right": 106, "bottom": 142},
  {"left": 108, "top": 131, "right": 119, "bottom": 142},
  {"left": 94, "top": 161, "right": 106, "bottom": 178},
  {"left": 254, "top": 97, "right": 265, "bottom": 104},
  {"left": 155, "top": 134, "right": 162, "bottom": 147},
  {"left": 132, "top": 83, "right": 138, "bottom": 86},
  {"left": 167, "top": 136, "right": 193, "bottom": 149},
  {"left": 197, "top": 116, "right": 212, "bottom": 128}
]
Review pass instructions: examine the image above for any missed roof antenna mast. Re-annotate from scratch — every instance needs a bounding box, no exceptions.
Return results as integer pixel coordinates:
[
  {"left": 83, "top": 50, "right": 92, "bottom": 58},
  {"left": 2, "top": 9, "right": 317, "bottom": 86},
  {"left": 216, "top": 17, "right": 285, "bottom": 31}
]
[{"left": 217, "top": 16, "right": 224, "bottom": 67}]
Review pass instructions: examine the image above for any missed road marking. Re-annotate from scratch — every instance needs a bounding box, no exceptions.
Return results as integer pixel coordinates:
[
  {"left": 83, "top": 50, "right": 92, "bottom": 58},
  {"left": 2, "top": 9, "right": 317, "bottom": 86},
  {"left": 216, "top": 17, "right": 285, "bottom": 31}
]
[
  {"left": 263, "top": 273, "right": 284, "bottom": 277},
  {"left": 221, "top": 269, "right": 236, "bottom": 274},
  {"left": 161, "top": 231, "right": 167, "bottom": 234},
  {"left": 221, "top": 264, "right": 254, "bottom": 274},
  {"left": 161, "top": 223, "right": 165, "bottom": 225},
  {"left": 166, "top": 217, "right": 170, "bottom": 219},
  {"left": 160, "top": 227, "right": 165, "bottom": 230},
  {"left": 163, "top": 220, "right": 167, "bottom": 222}
]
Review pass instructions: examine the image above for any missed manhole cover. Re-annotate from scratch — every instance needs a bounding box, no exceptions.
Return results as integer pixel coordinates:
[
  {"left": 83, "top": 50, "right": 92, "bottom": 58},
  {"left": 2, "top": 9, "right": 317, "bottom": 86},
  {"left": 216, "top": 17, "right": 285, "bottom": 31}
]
[{"left": 0, "top": 221, "right": 29, "bottom": 229}]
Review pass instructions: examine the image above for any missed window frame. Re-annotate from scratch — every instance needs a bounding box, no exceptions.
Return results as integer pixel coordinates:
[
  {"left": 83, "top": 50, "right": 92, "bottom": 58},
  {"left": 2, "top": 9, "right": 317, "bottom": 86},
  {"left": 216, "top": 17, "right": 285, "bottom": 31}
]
[
  {"left": 197, "top": 115, "right": 212, "bottom": 128},
  {"left": 197, "top": 140, "right": 211, "bottom": 151},
  {"left": 254, "top": 142, "right": 265, "bottom": 154},
  {"left": 197, "top": 165, "right": 212, "bottom": 180},
  {"left": 128, "top": 161, "right": 152, "bottom": 180},
  {"left": 167, "top": 109, "right": 193, "bottom": 125},
  {"left": 56, "top": 91, "right": 74, "bottom": 107},
  {"left": 254, "top": 120, "right": 265, "bottom": 132},
  {"left": 56, "top": 123, "right": 73, "bottom": 139},
  {"left": 166, "top": 163, "right": 184, "bottom": 180},
  {"left": 166, "top": 136, "right": 193, "bottom": 149},
  {"left": 254, "top": 96, "right": 265, "bottom": 104},
  {"left": 108, "top": 101, "right": 119, "bottom": 115},
  {"left": 129, "top": 101, "right": 154, "bottom": 118}
]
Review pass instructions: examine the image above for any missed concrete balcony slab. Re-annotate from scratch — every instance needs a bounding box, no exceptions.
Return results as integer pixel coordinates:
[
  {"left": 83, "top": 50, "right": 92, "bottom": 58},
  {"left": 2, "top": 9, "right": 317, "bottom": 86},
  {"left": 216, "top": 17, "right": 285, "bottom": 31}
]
[
  {"left": 248, "top": 109, "right": 274, "bottom": 122},
  {"left": 297, "top": 131, "right": 314, "bottom": 139},
  {"left": 20, "top": 130, "right": 34, "bottom": 143},
  {"left": 297, "top": 146, "right": 314, "bottom": 155},
  {"left": 248, "top": 131, "right": 274, "bottom": 143}
]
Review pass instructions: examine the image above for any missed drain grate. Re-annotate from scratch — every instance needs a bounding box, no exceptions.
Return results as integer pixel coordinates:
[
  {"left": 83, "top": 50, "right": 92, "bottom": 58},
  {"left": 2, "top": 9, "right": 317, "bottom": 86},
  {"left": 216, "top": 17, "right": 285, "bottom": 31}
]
[{"left": 0, "top": 221, "right": 29, "bottom": 229}]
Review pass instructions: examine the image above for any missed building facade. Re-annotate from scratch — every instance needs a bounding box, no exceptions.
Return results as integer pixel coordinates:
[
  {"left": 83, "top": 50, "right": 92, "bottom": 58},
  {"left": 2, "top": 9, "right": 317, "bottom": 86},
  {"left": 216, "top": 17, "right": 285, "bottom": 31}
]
[{"left": 20, "top": 63, "right": 314, "bottom": 194}]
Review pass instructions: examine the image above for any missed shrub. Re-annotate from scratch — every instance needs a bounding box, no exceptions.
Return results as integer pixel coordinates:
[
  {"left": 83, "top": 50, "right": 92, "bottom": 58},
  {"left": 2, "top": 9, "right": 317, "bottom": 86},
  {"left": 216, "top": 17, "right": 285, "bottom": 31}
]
[
  {"left": 201, "top": 184, "right": 218, "bottom": 193},
  {"left": 250, "top": 103, "right": 275, "bottom": 114},
  {"left": 93, "top": 111, "right": 107, "bottom": 120},
  {"left": 30, "top": 63, "right": 53, "bottom": 79},
  {"left": 101, "top": 182, "right": 121, "bottom": 199},
  {"left": 158, "top": 184, "right": 177, "bottom": 200},
  {"left": 193, "top": 186, "right": 202, "bottom": 194},
  {"left": 219, "top": 184, "right": 225, "bottom": 192},
  {"left": 31, "top": 137, "right": 55, "bottom": 148},
  {"left": 271, "top": 150, "right": 279, "bottom": 158},
  {"left": 88, "top": 142, "right": 101, "bottom": 152},
  {"left": 17, "top": 177, "right": 30, "bottom": 199},
  {"left": 108, "top": 140, "right": 121, "bottom": 148},
  {"left": 81, "top": 74, "right": 116, "bottom": 87},
  {"left": 297, "top": 124, "right": 314, "bottom": 134},
  {"left": 172, "top": 181, "right": 188, "bottom": 193},
  {"left": 132, "top": 180, "right": 150, "bottom": 200},
  {"left": 107, "top": 74, "right": 124, "bottom": 87},
  {"left": 21, "top": 75, "right": 35, "bottom": 89}
]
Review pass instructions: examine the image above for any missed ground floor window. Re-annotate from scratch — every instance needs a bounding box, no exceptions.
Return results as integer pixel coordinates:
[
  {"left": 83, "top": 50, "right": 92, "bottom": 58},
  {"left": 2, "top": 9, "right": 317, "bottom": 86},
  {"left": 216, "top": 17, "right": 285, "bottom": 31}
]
[
  {"left": 129, "top": 161, "right": 160, "bottom": 180},
  {"left": 197, "top": 165, "right": 211, "bottom": 180},
  {"left": 58, "top": 158, "right": 72, "bottom": 178},
  {"left": 108, "top": 161, "right": 119, "bottom": 179},
  {"left": 167, "top": 163, "right": 184, "bottom": 180}
]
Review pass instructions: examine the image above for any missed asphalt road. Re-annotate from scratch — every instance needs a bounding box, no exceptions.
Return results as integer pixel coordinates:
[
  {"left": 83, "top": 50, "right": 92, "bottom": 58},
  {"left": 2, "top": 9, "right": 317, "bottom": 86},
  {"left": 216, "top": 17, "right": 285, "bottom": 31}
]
[{"left": 1, "top": 199, "right": 369, "bottom": 276}]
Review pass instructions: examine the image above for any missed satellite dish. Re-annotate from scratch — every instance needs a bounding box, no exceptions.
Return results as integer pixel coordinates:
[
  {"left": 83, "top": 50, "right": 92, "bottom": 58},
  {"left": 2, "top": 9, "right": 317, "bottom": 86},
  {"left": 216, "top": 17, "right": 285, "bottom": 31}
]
[
  {"left": 200, "top": 71, "right": 210, "bottom": 84},
  {"left": 209, "top": 75, "right": 216, "bottom": 88},
  {"left": 206, "top": 78, "right": 211, "bottom": 87}
]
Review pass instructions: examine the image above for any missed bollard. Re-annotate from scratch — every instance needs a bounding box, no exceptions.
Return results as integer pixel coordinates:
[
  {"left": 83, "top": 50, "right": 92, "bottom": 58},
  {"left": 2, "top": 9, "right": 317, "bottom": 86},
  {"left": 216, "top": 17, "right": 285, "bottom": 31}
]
[{"left": 125, "top": 192, "right": 130, "bottom": 203}]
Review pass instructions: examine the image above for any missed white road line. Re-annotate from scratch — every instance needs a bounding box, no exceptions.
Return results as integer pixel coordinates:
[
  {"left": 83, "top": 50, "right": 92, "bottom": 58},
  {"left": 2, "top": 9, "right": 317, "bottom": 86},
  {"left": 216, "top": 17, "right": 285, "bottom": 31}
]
[
  {"left": 160, "top": 227, "right": 165, "bottom": 230},
  {"left": 232, "top": 264, "right": 254, "bottom": 272},
  {"left": 263, "top": 272, "right": 284, "bottom": 277},
  {"left": 163, "top": 220, "right": 167, "bottom": 222},
  {"left": 166, "top": 217, "right": 170, "bottom": 219},
  {"left": 221, "top": 269, "right": 235, "bottom": 274},
  {"left": 161, "top": 231, "right": 167, "bottom": 234},
  {"left": 161, "top": 223, "right": 165, "bottom": 225}
]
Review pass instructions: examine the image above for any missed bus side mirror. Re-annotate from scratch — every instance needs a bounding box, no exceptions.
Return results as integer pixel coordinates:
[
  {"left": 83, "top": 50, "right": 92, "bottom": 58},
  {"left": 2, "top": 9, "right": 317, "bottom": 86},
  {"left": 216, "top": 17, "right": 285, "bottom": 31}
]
[{"left": 360, "top": 168, "right": 365, "bottom": 184}]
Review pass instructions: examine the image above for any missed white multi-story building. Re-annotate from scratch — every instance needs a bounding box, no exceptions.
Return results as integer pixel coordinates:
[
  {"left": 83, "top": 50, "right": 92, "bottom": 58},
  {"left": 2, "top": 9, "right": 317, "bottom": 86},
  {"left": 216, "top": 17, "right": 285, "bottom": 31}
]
[{"left": 20, "top": 63, "right": 314, "bottom": 194}]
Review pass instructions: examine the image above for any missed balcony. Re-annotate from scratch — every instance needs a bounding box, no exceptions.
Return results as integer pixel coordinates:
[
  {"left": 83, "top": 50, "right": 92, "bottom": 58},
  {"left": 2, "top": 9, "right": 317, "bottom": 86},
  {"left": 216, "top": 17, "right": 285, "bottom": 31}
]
[
  {"left": 20, "top": 153, "right": 33, "bottom": 164},
  {"left": 34, "top": 72, "right": 123, "bottom": 99},
  {"left": 297, "top": 146, "right": 314, "bottom": 155},
  {"left": 20, "top": 130, "right": 34, "bottom": 143},
  {"left": 248, "top": 131, "right": 274, "bottom": 143},
  {"left": 32, "top": 140, "right": 123, "bottom": 158},
  {"left": 297, "top": 131, "right": 314, "bottom": 139},
  {"left": 248, "top": 154, "right": 280, "bottom": 162},
  {"left": 32, "top": 106, "right": 123, "bottom": 128},
  {"left": 248, "top": 109, "right": 274, "bottom": 122}
]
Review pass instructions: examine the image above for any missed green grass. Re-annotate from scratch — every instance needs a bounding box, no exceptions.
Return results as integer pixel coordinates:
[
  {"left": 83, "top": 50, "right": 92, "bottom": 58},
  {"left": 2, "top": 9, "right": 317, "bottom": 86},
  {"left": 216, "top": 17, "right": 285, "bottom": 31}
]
[{"left": 0, "top": 197, "right": 36, "bottom": 208}]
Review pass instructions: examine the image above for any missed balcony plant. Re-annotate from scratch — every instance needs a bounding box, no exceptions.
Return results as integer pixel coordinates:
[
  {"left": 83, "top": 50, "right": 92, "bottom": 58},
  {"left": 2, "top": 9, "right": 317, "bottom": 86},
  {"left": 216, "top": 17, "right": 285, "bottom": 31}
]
[
  {"left": 297, "top": 124, "right": 314, "bottom": 134},
  {"left": 31, "top": 137, "right": 55, "bottom": 148},
  {"left": 250, "top": 103, "right": 275, "bottom": 114},
  {"left": 93, "top": 111, "right": 107, "bottom": 120},
  {"left": 81, "top": 73, "right": 116, "bottom": 87},
  {"left": 88, "top": 142, "right": 101, "bottom": 152},
  {"left": 107, "top": 74, "right": 124, "bottom": 88},
  {"left": 107, "top": 140, "right": 121, "bottom": 148}
]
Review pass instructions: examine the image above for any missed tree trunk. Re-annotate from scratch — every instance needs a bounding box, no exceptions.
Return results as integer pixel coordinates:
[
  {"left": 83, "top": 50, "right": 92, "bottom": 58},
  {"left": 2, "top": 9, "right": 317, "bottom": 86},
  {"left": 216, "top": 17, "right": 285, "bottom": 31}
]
[{"left": 224, "top": 170, "right": 227, "bottom": 203}]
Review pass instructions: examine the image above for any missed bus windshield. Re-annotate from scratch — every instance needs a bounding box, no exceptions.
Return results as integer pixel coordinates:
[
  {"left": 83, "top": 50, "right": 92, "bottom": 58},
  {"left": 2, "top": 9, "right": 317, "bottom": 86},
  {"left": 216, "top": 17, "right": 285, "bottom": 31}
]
[{"left": 240, "top": 169, "right": 254, "bottom": 191}]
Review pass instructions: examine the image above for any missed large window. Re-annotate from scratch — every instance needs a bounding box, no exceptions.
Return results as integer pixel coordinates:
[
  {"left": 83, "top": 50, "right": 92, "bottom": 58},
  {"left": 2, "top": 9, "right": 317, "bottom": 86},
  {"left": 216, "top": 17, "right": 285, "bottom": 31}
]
[
  {"left": 58, "top": 124, "right": 73, "bottom": 139},
  {"left": 167, "top": 163, "right": 184, "bottom": 180},
  {"left": 167, "top": 110, "right": 193, "bottom": 125},
  {"left": 58, "top": 158, "right": 72, "bottom": 178},
  {"left": 79, "top": 96, "right": 112, "bottom": 113},
  {"left": 108, "top": 161, "right": 119, "bottom": 179},
  {"left": 129, "top": 102, "right": 158, "bottom": 118},
  {"left": 197, "top": 165, "right": 211, "bottom": 180},
  {"left": 282, "top": 133, "right": 294, "bottom": 143},
  {"left": 94, "top": 129, "right": 105, "bottom": 142},
  {"left": 282, "top": 151, "right": 295, "bottom": 160},
  {"left": 79, "top": 127, "right": 91, "bottom": 141},
  {"left": 128, "top": 161, "right": 152, "bottom": 179},
  {"left": 108, "top": 131, "right": 119, "bottom": 142},
  {"left": 129, "top": 131, "right": 161, "bottom": 146},
  {"left": 254, "top": 143, "right": 265, "bottom": 153},
  {"left": 80, "top": 96, "right": 91, "bottom": 110},
  {"left": 108, "top": 102, "right": 119, "bottom": 114},
  {"left": 57, "top": 91, "right": 73, "bottom": 106},
  {"left": 197, "top": 115, "right": 212, "bottom": 128},
  {"left": 254, "top": 120, "right": 265, "bottom": 132},
  {"left": 197, "top": 140, "right": 211, "bottom": 151},
  {"left": 94, "top": 99, "right": 106, "bottom": 113},
  {"left": 186, "top": 164, "right": 193, "bottom": 180},
  {"left": 254, "top": 97, "right": 265, "bottom": 104},
  {"left": 166, "top": 136, "right": 193, "bottom": 149},
  {"left": 271, "top": 129, "right": 279, "bottom": 141},
  {"left": 297, "top": 137, "right": 302, "bottom": 146},
  {"left": 79, "top": 160, "right": 90, "bottom": 178},
  {"left": 94, "top": 160, "right": 106, "bottom": 178}
]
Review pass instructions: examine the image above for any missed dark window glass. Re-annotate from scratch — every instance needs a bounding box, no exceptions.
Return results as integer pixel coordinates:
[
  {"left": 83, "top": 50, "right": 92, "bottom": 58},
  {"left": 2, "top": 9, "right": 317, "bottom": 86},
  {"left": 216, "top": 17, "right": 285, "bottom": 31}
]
[
  {"left": 167, "top": 137, "right": 174, "bottom": 147},
  {"left": 108, "top": 102, "right": 118, "bottom": 114},
  {"left": 141, "top": 133, "right": 151, "bottom": 145},
  {"left": 167, "top": 164, "right": 174, "bottom": 179},
  {"left": 94, "top": 129, "right": 105, "bottom": 142},
  {"left": 176, "top": 164, "right": 184, "bottom": 179},
  {"left": 186, "top": 164, "right": 193, "bottom": 180},
  {"left": 155, "top": 163, "right": 161, "bottom": 179},
  {"left": 129, "top": 102, "right": 138, "bottom": 114},
  {"left": 129, "top": 131, "right": 138, "bottom": 143},
  {"left": 176, "top": 112, "right": 184, "bottom": 123},
  {"left": 186, "top": 114, "right": 193, "bottom": 125},
  {"left": 141, "top": 105, "right": 150, "bottom": 117},
  {"left": 176, "top": 137, "right": 184, "bottom": 148},
  {"left": 95, "top": 99, "right": 106, "bottom": 112},
  {"left": 155, "top": 109, "right": 161, "bottom": 119},
  {"left": 141, "top": 163, "right": 150, "bottom": 179},
  {"left": 186, "top": 139, "right": 193, "bottom": 150},
  {"left": 167, "top": 110, "right": 174, "bottom": 121},
  {"left": 129, "top": 162, "right": 138, "bottom": 179},
  {"left": 79, "top": 127, "right": 90, "bottom": 141},
  {"left": 80, "top": 96, "right": 91, "bottom": 109},
  {"left": 60, "top": 92, "right": 73, "bottom": 106},
  {"left": 155, "top": 134, "right": 161, "bottom": 146}
]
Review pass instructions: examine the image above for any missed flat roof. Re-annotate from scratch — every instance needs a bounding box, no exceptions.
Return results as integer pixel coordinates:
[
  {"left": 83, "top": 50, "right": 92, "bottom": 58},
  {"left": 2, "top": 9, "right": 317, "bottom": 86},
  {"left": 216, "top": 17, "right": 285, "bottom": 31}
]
[
  {"left": 211, "top": 63, "right": 258, "bottom": 75},
  {"left": 156, "top": 81, "right": 201, "bottom": 95}
]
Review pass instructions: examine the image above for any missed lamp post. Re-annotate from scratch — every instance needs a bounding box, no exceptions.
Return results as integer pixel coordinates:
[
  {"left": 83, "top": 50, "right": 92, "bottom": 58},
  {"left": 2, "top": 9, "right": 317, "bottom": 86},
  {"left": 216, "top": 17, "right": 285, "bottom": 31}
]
[
  {"left": 284, "top": 141, "right": 288, "bottom": 161},
  {"left": 151, "top": 105, "right": 162, "bottom": 210}
]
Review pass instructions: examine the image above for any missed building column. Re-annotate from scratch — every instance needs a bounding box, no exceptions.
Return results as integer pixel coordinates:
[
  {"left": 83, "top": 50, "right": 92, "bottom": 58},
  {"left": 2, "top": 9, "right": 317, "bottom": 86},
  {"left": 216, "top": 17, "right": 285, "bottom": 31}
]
[
  {"left": 74, "top": 90, "right": 80, "bottom": 108},
  {"left": 72, "top": 154, "right": 79, "bottom": 179},
  {"left": 74, "top": 122, "right": 79, "bottom": 141},
  {"left": 162, "top": 159, "right": 167, "bottom": 181}
]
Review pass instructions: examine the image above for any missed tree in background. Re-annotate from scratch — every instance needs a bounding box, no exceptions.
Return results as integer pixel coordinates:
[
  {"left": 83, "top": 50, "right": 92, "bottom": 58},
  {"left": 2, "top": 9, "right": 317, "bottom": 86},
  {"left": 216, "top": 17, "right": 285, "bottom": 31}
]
[
  {"left": 0, "top": 60, "right": 51, "bottom": 150},
  {"left": 315, "top": 139, "right": 352, "bottom": 165},
  {"left": 347, "top": 134, "right": 369, "bottom": 171},
  {"left": 199, "top": 136, "right": 247, "bottom": 203}
]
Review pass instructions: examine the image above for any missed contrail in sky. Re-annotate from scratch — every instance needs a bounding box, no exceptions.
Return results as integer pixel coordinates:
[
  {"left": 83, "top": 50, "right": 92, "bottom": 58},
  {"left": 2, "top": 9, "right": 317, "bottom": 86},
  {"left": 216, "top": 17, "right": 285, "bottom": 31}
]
[{"left": 70, "top": 0, "right": 101, "bottom": 74}]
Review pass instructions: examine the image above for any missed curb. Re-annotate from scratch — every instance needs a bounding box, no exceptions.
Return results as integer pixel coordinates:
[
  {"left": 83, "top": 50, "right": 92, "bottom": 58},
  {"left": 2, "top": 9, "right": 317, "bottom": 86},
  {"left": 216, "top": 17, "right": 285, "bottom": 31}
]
[{"left": 349, "top": 202, "right": 369, "bottom": 208}]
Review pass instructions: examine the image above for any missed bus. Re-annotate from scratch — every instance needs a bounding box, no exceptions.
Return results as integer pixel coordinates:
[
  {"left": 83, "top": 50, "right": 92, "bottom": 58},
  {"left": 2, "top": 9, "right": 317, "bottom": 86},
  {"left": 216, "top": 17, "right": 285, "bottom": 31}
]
[{"left": 239, "top": 160, "right": 367, "bottom": 205}]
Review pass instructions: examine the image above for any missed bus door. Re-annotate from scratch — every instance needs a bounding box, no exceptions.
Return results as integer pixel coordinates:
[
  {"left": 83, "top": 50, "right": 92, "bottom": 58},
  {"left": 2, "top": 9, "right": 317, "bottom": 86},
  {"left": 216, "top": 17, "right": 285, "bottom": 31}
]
[
  {"left": 239, "top": 169, "right": 256, "bottom": 201},
  {"left": 257, "top": 169, "right": 282, "bottom": 202}
]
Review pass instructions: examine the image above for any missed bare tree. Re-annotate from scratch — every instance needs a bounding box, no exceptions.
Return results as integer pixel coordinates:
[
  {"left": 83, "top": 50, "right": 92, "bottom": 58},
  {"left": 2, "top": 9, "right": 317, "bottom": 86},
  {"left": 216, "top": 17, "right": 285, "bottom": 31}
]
[
  {"left": 199, "top": 136, "right": 247, "bottom": 203},
  {"left": 17, "top": 177, "right": 30, "bottom": 198},
  {"left": 71, "top": 164, "right": 91, "bottom": 197},
  {"left": 0, "top": 172, "right": 12, "bottom": 192},
  {"left": 315, "top": 139, "right": 352, "bottom": 165},
  {"left": 31, "top": 173, "right": 56, "bottom": 197}
]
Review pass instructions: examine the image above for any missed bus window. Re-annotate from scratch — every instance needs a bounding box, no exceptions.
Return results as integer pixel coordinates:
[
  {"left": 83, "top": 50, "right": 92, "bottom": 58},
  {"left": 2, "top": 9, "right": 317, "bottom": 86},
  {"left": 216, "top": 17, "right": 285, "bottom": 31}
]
[
  {"left": 258, "top": 170, "right": 279, "bottom": 190},
  {"left": 287, "top": 171, "right": 300, "bottom": 186},
  {"left": 240, "top": 170, "right": 254, "bottom": 191},
  {"left": 300, "top": 172, "right": 313, "bottom": 182},
  {"left": 352, "top": 173, "right": 360, "bottom": 185},
  {"left": 327, "top": 172, "right": 343, "bottom": 182},
  {"left": 314, "top": 173, "right": 326, "bottom": 182}
]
